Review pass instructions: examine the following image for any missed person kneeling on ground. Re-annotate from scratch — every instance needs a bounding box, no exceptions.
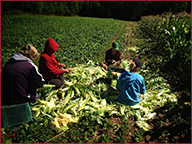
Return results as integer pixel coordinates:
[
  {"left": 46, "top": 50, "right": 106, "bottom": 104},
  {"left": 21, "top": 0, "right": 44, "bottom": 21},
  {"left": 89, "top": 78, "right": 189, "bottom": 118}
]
[
  {"left": 1, "top": 44, "right": 44, "bottom": 105},
  {"left": 39, "top": 38, "right": 70, "bottom": 88},
  {"left": 116, "top": 58, "right": 145, "bottom": 106},
  {"left": 100, "top": 42, "right": 122, "bottom": 70}
]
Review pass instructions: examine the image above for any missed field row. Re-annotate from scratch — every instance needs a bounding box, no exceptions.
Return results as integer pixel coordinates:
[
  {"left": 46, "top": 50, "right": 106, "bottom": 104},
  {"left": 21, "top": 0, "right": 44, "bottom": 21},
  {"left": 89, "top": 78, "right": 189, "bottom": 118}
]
[{"left": 1, "top": 16, "right": 127, "bottom": 68}]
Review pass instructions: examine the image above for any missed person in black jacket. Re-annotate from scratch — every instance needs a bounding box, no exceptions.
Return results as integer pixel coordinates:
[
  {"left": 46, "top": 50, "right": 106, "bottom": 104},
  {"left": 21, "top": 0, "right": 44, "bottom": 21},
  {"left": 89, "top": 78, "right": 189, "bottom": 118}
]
[
  {"left": 105, "top": 42, "right": 122, "bottom": 66},
  {"left": 100, "top": 42, "right": 122, "bottom": 70},
  {"left": 1, "top": 44, "right": 44, "bottom": 105}
]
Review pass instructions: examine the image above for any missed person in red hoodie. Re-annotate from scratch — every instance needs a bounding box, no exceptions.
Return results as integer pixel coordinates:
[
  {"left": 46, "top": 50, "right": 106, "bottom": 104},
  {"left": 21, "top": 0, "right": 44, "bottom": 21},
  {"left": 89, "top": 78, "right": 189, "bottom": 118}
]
[{"left": 39, "top": 38, "right": 70, "bottom": 88}]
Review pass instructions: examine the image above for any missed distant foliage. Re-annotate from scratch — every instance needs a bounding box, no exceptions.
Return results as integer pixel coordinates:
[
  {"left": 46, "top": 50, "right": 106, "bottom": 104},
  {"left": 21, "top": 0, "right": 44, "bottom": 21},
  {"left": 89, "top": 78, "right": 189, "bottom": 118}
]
[
  {"left": 1, "top": 1, "right": 191, "bottom": 21},
  {"left": 134, "top": 12, "right": 191, "bottom": 90}
]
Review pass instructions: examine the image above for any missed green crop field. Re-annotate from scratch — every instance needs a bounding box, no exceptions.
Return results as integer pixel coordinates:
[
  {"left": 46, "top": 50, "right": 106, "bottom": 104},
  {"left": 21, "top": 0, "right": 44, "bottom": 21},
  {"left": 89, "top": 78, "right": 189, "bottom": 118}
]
[
  {"left": 1, "top": 15, "right": 190, "bottom": 143},
  {"left": 1, "top": 16, "right": 127, "bottom": 69}
]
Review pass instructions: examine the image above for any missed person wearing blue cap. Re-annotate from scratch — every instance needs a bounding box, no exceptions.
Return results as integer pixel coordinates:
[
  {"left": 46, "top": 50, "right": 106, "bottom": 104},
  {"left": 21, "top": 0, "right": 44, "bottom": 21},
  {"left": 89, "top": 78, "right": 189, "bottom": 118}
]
[{"left": 116, "top": 58, "right": 145, "bottom": 106}]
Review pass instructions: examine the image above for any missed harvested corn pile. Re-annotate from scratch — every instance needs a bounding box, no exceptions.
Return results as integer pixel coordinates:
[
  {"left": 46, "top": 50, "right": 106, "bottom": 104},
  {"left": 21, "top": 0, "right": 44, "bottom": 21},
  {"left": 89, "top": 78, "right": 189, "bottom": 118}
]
[{"left": 31, "top": 60, "right": 177, "bottom": 132}]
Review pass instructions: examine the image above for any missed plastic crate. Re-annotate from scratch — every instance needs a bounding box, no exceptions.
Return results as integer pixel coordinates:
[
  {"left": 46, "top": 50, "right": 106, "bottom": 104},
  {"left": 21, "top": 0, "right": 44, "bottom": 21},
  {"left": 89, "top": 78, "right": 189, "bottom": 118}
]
[
  {"left": 108, "top": 66, "right": 126, "bottom": 73},
  {"left": 1, "top": 103, "right": 33, "bottom": 129}
]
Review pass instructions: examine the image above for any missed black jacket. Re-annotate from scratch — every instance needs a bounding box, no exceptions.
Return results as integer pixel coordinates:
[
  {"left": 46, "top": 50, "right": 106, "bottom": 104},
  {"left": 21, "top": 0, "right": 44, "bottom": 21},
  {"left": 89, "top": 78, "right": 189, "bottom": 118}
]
[{"left": 1, "top": 53, "right": 44, "bottom": 105}]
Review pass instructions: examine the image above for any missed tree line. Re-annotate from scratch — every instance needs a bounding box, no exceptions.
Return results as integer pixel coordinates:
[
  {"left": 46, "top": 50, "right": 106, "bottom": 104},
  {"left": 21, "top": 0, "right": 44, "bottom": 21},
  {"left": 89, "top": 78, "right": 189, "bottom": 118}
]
[{"left": 1, "top": 1, "right": 191, "bottom": 21}]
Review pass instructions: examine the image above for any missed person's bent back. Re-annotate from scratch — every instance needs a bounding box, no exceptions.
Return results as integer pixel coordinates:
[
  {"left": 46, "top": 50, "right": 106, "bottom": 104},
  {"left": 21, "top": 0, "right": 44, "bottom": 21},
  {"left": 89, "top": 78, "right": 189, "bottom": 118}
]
[
  {"left": 1, "top": 44, "right": 44, "bottom": 105},
  {"left": 116, "top": 58, "right": 145, "bottom": 106}
]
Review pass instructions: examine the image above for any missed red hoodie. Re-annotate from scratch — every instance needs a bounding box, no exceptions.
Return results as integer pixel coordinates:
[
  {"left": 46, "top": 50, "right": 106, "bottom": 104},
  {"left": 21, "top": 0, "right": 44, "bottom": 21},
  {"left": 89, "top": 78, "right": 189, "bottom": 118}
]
[{"left": 39, "top": 38, "right": 66, "bottom": 80}]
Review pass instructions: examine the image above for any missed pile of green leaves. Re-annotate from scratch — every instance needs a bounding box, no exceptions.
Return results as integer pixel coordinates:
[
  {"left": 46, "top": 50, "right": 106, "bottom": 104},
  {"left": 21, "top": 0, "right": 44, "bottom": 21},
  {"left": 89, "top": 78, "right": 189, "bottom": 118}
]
[
  {"left": 133, "top": 12, "right": 191, "bottom": 90},
  {"left": 1, "top": 59, "right": 178, "bottom": 143},
  {"left": 40, "top": 61, "right": 178, "bottom": 136}
]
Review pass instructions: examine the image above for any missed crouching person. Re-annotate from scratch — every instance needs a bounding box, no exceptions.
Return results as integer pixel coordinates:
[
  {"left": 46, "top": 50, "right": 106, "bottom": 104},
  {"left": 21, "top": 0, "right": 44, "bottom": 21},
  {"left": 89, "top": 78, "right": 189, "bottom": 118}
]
[
  {"left": 1, "top": 44, "right": 44, "bottom": 105},
  {"left": 39, "top": 38, "right": 71, "bottom": 88},
  {"left": 100, "top": 42, "right": 122, "bottom": 70},
  {"left": 116, "top": 58, "right": 145, "bottom": 106}
]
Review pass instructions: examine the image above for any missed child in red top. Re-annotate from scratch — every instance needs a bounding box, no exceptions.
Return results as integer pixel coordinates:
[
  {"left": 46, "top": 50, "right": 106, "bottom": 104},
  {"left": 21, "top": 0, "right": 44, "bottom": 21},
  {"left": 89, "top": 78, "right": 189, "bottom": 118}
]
[{"left": 39, "top": 38, "right": 70, "bottom": 88}]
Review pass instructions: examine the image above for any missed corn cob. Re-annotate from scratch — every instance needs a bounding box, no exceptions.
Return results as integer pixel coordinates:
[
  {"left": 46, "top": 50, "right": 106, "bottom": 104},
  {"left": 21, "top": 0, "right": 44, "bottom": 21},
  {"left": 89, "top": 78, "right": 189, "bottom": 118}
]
[
  {"left": 53, "top": 111, "right": 59, "bottom": 117},
  {"left": 119, "top": 105, "right": 126, "bottom": 115},
  {"left": 61, "top": 90, "right": 73, "bottom": 106},
  {"left": 71, "top": 90, "right": 75, "bottom": 98},
  {"left": 63, "top": 102, "right": 78, "bottom": 113},
  {"left": 61, "top": 87, "right": 70, "bottom": 92},
  {"left": 89, "top": 92, "right": 99, "bottom": 103},
  {"left": 56, "top": 117, "right": 64, "bottom": 125},
  {"left": 35, "top": 110, "right": 41, "bottom": 117},
  {"left": 58, "top": 113, "right": 66, "bottom": 119},
  {"left": 38, "top": 99, "right": 49, "bottom": 105},
  {"left": 43, "top": 98, "right": 56, "bottom": 113},
  {"left": 43, "top": 84, "right": 56, "bottom": 88},
  {"left": 77, "top": 96, "right": 90, "bottom": 112},
  {"left": 61, "top": 91, "right": 65, "bottom": 99},
  {"left": 58, "top": 113, "right": 76, "bottom": 124},
  {"left": 87, "top": 101, "right": 100, "bottom": 109},
  {"left": 73, "top": 86, "right": 81, "bottom": 96},
  {"left": 136, "top": 120, "right": 151, "bottom": 131},
  {"left": 100, "top": 99, "right": 107, "bottom": 106},
  {"left": 45, "top": 89, "right": 59, "bottom": 101},
  {"left": 32, "top": 107, "right": 40, "bottom": 111},
  {"left": 53, "top": 118, "right": 60, "bottom": 129},
  {"left": 64, "top": 80, "right": 73, "bottom": 87},
  {"left": 71, "top": 105, "right": 78, "bottom": 117}
]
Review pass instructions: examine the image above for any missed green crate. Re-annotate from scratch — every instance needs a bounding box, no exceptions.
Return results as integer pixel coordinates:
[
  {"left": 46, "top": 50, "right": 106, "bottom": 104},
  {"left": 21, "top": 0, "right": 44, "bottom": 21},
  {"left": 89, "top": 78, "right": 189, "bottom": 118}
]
[
  {"left": 1, "top": 103, "right": 33, "bottom": 129},
  {"left": 108, "top": 66, "right": 126, "bottom": 73}
]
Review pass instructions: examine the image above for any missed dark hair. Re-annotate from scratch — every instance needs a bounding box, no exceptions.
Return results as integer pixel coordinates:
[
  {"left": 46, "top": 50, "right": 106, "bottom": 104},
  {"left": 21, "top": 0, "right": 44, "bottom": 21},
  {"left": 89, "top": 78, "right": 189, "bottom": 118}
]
[{"left": 130, "top": 59, "right": 142, "bottom": 72}]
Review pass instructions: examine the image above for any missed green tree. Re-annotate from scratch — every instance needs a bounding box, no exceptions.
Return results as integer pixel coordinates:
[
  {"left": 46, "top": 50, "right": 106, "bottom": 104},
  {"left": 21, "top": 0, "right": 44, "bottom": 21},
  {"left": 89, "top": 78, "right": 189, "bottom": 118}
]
[{"left": 55, "top": 1, "right": 69, "bottom": 16}]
